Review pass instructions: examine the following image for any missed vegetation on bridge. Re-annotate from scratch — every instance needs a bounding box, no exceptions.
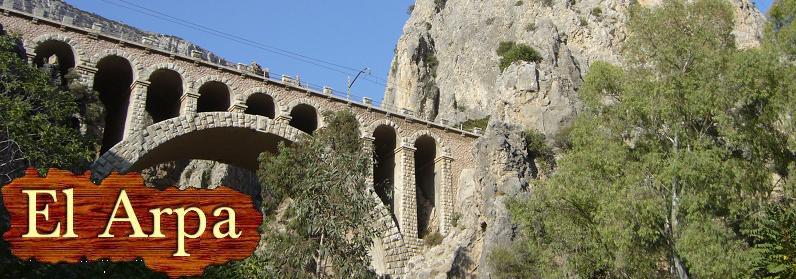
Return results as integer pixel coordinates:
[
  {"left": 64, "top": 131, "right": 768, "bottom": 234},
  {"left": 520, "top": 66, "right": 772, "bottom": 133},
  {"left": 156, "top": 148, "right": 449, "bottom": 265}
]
[{"left": 204, "top": 110, "right": 377, "bottom": 278}]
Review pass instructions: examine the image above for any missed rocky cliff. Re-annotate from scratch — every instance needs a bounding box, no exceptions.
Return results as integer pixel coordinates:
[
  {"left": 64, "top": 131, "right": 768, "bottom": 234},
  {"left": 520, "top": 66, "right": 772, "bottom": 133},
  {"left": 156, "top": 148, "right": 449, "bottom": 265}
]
[
  {"left": 383, "top": 0, "right": 764, "bottom": 138},
  {"left": 387, "top": 0, "right": 766, "bottom": 277}
]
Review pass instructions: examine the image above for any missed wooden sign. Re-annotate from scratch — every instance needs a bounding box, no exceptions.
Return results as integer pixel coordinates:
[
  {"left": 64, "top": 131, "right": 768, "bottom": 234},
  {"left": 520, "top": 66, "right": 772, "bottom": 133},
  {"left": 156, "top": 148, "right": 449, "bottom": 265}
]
[{"left": 2, "top": 168, "right": 263, "bottom": 278}]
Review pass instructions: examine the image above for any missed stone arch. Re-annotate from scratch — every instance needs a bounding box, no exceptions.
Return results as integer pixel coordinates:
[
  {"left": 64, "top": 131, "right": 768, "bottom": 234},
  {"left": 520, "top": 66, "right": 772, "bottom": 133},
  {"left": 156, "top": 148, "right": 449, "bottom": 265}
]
[
  {"left": 369, "top": 191, "right": 409, "bottom": 277},
  {"left": 408, "top": 130, "right": 447, "bottom": 239},
  {"left": 284, "top": 98, "right": 324, "bottom": 134},
  {"left": 365, "top": 119, "right": 404, "bottom": 139},
  {"left": 238, "top": 87, "right": 280, "bottom": 118},
  {"left": 25, "top": 33, "right": 86, "bottom": 77},
  {"left": 91, "top": 112, "right": 306, "bottom": 180},
  {"left": 193, "top": 75, "right": 234, "bottom": 112},
  {"left": 143, "top": 64, "right": 185, "bottom": 124},
  {"left": 91, "top": 49, "right": 142, "bottom": 81},
  {"left": 192, "top": 75, "right": 237, "bottom": 93},
  {"left": 141, "top": 62, "right": 190, "bottom": 90},
  {"left": 406, "top": 130, "right": 446, "bottom": 152}
]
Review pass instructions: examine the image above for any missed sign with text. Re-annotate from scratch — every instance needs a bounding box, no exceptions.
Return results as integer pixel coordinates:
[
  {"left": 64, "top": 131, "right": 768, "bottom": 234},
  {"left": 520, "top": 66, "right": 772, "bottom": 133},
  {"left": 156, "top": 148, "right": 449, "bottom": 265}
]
[{"left": 2, "top": 169, "right": 263, "bottom": 278}]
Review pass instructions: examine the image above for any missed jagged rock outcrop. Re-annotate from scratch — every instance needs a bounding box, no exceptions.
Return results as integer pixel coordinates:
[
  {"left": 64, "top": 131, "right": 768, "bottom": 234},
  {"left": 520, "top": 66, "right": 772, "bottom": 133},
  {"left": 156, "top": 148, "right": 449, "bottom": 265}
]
[
  {"left": 390, "top": 0, "right": 765, "bottom": 277},
  {"left": 403, "top": 120, "right": 533, "bottom": 278},
  {"left": 142, "top": 160, "right": 262, "bottom": 202},
  {"left": 383, "top": 0, "right": 765, "bottom": 138},
  {"left": 8, "top": 0, "right": 230, "bottom": 65}
]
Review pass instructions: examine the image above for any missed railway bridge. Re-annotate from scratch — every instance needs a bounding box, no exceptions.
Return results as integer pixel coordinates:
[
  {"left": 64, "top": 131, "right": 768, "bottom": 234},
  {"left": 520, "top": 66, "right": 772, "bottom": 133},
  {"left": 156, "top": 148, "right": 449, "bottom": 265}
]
[{"left": 1, "top": 3, "right": 481, "bottom": 276}]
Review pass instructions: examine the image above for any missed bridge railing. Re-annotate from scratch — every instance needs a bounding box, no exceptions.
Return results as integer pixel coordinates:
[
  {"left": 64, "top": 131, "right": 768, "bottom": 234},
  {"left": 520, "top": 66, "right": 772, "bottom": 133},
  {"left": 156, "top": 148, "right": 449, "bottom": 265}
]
[{"left": 0, "top": 1, "right": 483, "bottom": 137}]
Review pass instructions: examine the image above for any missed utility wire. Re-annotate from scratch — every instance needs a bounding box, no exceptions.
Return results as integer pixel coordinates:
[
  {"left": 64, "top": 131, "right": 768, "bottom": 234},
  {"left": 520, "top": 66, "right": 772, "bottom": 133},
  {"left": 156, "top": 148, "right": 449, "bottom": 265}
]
[{"left": 99, "top": 0, "right": 393, "bottom": 89}]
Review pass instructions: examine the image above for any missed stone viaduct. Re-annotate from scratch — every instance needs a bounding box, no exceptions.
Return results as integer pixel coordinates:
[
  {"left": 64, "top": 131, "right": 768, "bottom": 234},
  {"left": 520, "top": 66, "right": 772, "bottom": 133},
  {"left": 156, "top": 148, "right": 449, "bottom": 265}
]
[{"left": 1, "top": 3, "right": 480, "bottom": 276}]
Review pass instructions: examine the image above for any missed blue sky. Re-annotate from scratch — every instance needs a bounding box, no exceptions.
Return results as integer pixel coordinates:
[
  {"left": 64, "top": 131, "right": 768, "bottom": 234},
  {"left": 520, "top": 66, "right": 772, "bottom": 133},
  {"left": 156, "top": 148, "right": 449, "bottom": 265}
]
[{"left": 67, "top": 0, "right": 775, "bottom": 103}]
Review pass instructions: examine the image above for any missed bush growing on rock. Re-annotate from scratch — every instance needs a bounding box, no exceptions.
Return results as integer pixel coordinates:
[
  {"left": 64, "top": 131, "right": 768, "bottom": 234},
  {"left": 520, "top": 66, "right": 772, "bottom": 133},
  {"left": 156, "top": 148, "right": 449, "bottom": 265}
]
[{"left": 496, "top": 41, "right": 543, "bottom": 72}]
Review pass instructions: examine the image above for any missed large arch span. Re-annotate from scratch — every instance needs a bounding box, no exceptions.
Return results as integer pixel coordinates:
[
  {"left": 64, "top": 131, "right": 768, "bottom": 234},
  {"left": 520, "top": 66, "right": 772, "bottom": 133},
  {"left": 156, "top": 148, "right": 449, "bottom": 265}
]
[{"left": 89, "top": 112, "right": 411, "bottom": 275}]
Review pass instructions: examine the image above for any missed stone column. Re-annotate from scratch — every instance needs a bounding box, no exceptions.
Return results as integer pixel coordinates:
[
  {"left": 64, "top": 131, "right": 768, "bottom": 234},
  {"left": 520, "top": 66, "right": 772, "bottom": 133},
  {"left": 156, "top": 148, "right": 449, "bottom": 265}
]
[
  {"left": 362, "top": 136, "right": 375, "bottom": 188},
  {"left": 124, "top": 80, "right": 150, "bottom": 138},
  {"left": 436, "top": 147, "right": 454, "bottom": 235},
  {"left": 180, "top": 92, "right": 200, "bottom": 115},
  {"left": 76, "top": 64, "right": 97, "bottom": 91},
  {"left": 228, "top": 102, "right": 248, "bottom": 113},
  {"left": 395, "top": 139, "right": 417, "bottom": 239}
]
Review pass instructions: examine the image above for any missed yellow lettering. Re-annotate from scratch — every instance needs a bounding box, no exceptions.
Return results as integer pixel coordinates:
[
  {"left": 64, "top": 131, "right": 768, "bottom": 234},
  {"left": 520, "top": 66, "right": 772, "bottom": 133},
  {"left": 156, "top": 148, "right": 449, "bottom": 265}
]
[
  {"left": 173, "top": 207, "right": 206, "bottom": 257},
  {"left": 21, "top": 190, "right": 60, "bottom": 238},
  {"left": 148, "top": 208, "right": 173, "bottom": 238},
  {"left": 98, "top": 190, "right": 147, "bottom": 238},
  {"left": 212, "top": 207, "right": 241, "bottom": 239}
]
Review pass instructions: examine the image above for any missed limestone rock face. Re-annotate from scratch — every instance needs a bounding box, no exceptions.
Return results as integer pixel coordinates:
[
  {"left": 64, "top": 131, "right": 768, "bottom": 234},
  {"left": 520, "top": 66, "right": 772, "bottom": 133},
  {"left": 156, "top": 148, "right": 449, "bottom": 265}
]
[
  {"left": 403, "top": 120, "right": 533, "bottom": 278},
  {"left": 383, "top": 0, "right": 765, "bottom": 138},
  {"left": 141, "top": 160, "right": 262, "bottom": 202}
]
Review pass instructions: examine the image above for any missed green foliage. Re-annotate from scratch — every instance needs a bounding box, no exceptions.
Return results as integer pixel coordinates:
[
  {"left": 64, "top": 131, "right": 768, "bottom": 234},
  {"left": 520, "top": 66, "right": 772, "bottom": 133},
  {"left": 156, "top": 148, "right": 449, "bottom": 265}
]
[
  {"left": 592, "top": 7, "right": 603, "bottom": 17},
  {"left": 457, "top": 116, "right": 490, "bottom": 132},
  {"left": 0, "top": 33, "right": 153, "bottom": 278},
  {"left": 523, "top": 129, "right": 555, "bottom": 176},
  {"left": 502, "top": 0, "right": 796, "bottom": 278},
  {"left": 578, "top": 16, "right": 588, "bottom": 26},
  {"left": 541, "top": 0, "right": 553, "bottom": 7},
  {"left": 423, "top": 232, "right": 443, "bottom": 247},
  {"left": 496, "top": 41, "right": 543, "bottom": 72},
  {"left": 487, "top": 242, "right": 542, "bottom": 279},
  {"left": 0, "top": 34, "right": 99, "bottom": 183},
  {"left": 749, "top": 199, "right": 796, "bottom": 277},
  {"left": 524, "top": 22, "right": 537, "bottom": 32},
  {"left": 515, "top": 0, "right": 524, "bottom": 6},
  {"left": 207, "top": 110, "right": 378, "bottom": 278},
  {"left": 450, "top": 212, "right": 461, "bottom": 228},
  {"left": 768, "top": 0, "right": 796, "bottom": 59}
]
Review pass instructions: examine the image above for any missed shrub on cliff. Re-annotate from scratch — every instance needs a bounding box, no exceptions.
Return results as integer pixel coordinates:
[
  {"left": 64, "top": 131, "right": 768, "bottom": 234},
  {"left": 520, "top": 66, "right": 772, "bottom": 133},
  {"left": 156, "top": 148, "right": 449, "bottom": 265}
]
[{"left": 496, "top": 41, "right": 542, "bottom": 72}]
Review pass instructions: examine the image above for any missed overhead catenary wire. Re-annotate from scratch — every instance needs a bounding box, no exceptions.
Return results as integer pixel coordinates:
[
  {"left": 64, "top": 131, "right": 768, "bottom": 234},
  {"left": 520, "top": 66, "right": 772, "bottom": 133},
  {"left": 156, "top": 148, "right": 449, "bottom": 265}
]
[{"left": 98, "top": 0, "right": 394, "bottom": 89}]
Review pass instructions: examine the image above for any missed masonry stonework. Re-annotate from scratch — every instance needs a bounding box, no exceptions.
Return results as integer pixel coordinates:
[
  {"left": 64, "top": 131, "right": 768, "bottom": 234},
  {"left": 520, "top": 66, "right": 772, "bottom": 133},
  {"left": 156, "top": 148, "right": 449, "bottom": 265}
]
[{"left": 1, "top": 7, "right": 480, "bottom": 277}]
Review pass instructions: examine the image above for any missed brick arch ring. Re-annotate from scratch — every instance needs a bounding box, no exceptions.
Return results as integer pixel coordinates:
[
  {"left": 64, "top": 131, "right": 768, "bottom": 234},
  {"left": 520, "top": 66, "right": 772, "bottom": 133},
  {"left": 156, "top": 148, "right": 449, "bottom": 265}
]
[
  {"left": 90, "top": 111, "right": 409, "bottom": 275},
  {"left": 140, "top": 62, "right": 191, "bottom": 92},
  {"left": 283, "top": 97, "right": 326, "bottom": 128},
  {"left": 235, "top": 87, "right": 283, "bottom": 113},
  {"left": 363, "top": 119, "right": 403, "bottom": 139},
  {"left": 24, "top": 33, "right": 87, "bottom": 66},
  {"left": 90, "top": 49, "right": 143, "bottom": 81},
  {"left": 405, "top": 130, "right": 448, "bottom": 155}
]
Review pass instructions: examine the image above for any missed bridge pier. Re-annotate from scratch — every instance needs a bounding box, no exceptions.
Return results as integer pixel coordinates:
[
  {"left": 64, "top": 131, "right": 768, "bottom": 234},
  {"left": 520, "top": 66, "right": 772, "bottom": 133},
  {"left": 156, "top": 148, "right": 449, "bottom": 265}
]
[
  {"left": 180, "top": 91, "right": 200, "bottom": 115},
  {"left": 125, "top": 80, "right": 150, "bottom": 138},
  {"left": 436, "top": 148, "right": 454, "bottom": 235}
]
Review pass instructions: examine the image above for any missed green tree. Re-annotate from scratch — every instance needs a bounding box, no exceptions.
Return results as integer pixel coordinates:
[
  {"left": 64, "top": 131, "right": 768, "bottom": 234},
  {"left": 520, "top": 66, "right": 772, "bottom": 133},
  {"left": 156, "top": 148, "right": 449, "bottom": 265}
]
[
  {"left": 0, "top": 32, "right": 162, "bottom": 278},
  {"left": 205, "top": 110, "right": 377, "bottom": 278},
  {"left": 494, "top": 0, "right": 796, "bottom": 278},
  {"left": 0, "top": 34, "right": 98, "bottom": 184}
]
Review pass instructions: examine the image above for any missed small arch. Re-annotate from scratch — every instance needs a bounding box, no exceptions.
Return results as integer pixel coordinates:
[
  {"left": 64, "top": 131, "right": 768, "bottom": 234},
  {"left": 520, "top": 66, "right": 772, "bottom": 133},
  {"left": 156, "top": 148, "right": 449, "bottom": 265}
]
[
  {"left": 92, "top": 49, "right": 141, "bottom": 81},
  {"left": 94, "top": 55, "right": 134, "bottom": 154},
  {"left": 289, "top": 103, "right": 318, "bottom": 134},
  {"left": 31, "top": 39, "right": 75, "bottom": 84},
  {"left": 244, "top": 93, "right": 275, "bottom": 118},
  {"left": 414, "top": 134, "right": 438, "bottom": 239},
  {"left": 141, "top": 63, "right": 189, "bottom": 91},
  {"left": 145, "top": 68, "right": 183, "bottom": 124},
  {"left": 373, "top": 124, "right": 399, "bottom": 225},
  {"left": 197, "top": 81, "right": 231, "bottom": 112}
]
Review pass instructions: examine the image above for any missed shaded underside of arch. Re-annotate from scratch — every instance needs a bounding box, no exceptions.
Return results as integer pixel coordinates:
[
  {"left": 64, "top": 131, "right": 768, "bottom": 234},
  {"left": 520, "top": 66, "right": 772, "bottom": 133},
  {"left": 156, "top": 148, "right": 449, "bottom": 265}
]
[{"left": 90, "top": 112, "right": 412, "bottom": 276}]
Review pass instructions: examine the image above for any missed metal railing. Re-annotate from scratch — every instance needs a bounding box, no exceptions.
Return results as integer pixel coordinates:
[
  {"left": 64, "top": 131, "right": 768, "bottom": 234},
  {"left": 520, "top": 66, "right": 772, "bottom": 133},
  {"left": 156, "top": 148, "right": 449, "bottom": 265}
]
[{"left": 0, "top": 1, "right": 482, "bottom": 137}]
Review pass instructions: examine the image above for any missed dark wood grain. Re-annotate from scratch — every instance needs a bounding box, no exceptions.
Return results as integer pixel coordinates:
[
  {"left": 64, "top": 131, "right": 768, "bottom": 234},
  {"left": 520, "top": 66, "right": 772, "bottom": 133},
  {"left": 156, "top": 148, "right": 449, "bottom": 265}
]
[{"left": 2, "top": 168, "right": 263, "bottom": 278}]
